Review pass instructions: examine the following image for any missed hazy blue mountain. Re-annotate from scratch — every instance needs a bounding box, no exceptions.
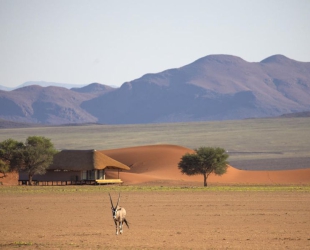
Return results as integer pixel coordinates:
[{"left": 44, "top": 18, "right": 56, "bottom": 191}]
[
  {"left": 18, "top": 81, "right": 87, "bottom": 89},
  {"left": 0, "top": 85, "right": 12, "bottom": 91},
  {"left": 0, "top": 81, "right": 87, "bottom": 91}
]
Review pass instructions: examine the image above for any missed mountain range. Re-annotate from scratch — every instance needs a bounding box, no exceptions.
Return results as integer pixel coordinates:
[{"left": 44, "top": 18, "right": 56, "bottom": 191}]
[
  {"left": 0, "top": 54, "right": 309, "bottom": 125},
  {"left": 0, "top": 81, "right": 87, "bottom": 91}
]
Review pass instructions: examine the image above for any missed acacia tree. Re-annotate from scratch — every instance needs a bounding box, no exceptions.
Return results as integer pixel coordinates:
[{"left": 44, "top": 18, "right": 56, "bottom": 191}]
[
  {"left": 0, "top": 139, "right": 24, "bottom": 177},
  {"left": 0, "top": 159, "right": 9, "bottom": 177},
  {"left": 19, "top": 136, "right": 58, "bottom": 185},
  {"left": 178, "top": 147, "right": 229, "bottom": 187}
]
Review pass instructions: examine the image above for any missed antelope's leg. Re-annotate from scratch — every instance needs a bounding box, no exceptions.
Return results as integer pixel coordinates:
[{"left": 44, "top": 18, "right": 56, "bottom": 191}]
[
  {"left": 114, "top": 220, "right": 118, "bottom": 235},
  {"left": 120, "top": 221, "right": 123, "bottom": 234}
]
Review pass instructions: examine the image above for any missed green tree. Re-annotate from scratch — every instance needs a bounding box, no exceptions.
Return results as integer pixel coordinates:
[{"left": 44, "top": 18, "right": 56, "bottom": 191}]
[
  {"left": 19, "top": 136, "right": 58, "bottom": 185},
  {"left": 178, "top": 147, "right": 229, "bottom": 187},
  {"left": 0, "top": 139, "right": 24, "bottom": 176},
  {"left": 0, "top": 159, "right": 10, "bottom": 177}
]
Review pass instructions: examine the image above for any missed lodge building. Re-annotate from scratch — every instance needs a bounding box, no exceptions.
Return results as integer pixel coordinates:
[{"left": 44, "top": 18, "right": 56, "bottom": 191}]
[{"left": 18, "top": 149, "right": 130, "bottom": 185}]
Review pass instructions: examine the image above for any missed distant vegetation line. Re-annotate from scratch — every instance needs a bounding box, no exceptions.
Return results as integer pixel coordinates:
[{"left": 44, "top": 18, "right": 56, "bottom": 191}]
[
  {"left": 279, "top": 111, "right": 310, "bottom": 118},
  {"left": 0, "top": 118, "right": 105, "bottom": 129},
  {"left": 1, "top": 111, "right": 309, "bottom": 129}
]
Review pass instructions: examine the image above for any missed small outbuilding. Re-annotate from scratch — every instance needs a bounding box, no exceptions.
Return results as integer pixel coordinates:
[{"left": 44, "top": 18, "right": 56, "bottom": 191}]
[{"left": 18, "top": 149, "right": 130, "bottom": 185}]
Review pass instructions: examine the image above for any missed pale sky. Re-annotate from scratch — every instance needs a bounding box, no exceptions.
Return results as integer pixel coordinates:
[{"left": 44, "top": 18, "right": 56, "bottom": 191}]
[{"left": 1, "top": 0, "right": 309, "bottom": 88}]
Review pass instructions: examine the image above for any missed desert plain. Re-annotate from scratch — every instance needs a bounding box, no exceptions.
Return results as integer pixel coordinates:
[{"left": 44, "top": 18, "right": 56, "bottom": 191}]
[
  {"left": 0, "top": 118, "right": 310, "bottom": 249},
  {"left": 1, "top": 187, "right": 310, "bottom": 250}
]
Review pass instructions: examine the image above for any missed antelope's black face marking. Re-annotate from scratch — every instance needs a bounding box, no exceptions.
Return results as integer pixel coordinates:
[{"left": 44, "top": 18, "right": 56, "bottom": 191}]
[{"left": 111, "top": 207, "right": 118, "bottom": 219}]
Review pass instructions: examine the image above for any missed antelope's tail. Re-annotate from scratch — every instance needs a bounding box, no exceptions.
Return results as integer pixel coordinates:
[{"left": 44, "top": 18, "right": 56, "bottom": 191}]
[{"left": 123, "top": 219, "right": 129, "bottom": 229}]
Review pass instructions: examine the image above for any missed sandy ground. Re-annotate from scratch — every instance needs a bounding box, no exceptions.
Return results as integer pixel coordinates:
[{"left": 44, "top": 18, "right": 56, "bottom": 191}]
[{"left": 1, "top": 190, "right": 310, "bottom": 249}]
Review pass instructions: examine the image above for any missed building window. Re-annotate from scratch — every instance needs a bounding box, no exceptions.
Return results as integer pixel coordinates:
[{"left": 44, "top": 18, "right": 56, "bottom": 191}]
[
  {"left": 87, "top": 170, "right": 95, "bottom": 180},
  {"left": 82, "top": 171, "right": 87, "bottom": 180},
  {"left": 97, "top": 170, "right": 105, "bottom": 179}
]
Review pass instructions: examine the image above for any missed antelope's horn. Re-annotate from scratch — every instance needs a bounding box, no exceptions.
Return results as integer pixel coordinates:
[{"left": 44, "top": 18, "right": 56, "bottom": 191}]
[
  {"left": 115, "top": 193, "right": 120, "bottom": 208},
  {"left": 109, "top": 193, "right": 114, "bottom": 208}
]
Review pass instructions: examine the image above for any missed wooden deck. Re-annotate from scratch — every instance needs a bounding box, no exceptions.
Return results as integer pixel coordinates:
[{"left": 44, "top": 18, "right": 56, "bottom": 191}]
[
  {"left": 18, "top": 179, "right": 123, "bottom": 186},
  {"left": 95, "top": 179, "right": 123, "bottom": 185}
]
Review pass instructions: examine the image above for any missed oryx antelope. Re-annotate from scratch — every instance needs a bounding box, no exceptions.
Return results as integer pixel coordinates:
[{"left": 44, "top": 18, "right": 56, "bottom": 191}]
[{"left": 109, "top": 193, "right": 129, "bottom": 235}]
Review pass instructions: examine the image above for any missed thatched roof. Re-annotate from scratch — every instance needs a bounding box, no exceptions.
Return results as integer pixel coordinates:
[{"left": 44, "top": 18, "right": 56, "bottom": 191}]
[{"left": 48, "top": 150, "right": 130, "bottom": 171}]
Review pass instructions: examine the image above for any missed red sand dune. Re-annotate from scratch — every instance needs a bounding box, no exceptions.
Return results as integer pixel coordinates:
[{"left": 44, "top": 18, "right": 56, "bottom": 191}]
[{"left": 102, "top": 144, "right": 310, "bottom": 185}]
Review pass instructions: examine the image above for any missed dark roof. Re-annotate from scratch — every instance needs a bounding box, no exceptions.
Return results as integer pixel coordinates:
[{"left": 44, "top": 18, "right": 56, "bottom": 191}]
[{"left": 48, "top": 150, "right": 130, "bottom": 171}]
